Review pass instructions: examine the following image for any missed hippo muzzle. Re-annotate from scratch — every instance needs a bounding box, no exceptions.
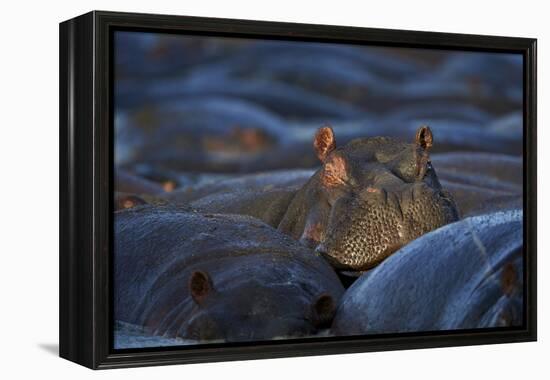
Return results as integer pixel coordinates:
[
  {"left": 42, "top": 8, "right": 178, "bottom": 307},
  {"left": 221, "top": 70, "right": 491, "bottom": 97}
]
[{"left": 316, "top": 182, "right": 459, "bottom": 271}]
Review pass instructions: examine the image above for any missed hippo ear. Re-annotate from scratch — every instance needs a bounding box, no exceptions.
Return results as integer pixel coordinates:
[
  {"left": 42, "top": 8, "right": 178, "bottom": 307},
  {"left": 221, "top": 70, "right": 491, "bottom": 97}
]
[
  {"left": 189, "top": 271, "right": 213, "bottom": 305},
  {"left": 314, "top": 126, "right": 336, "bottom": 162},
  {"left": 310, "top": 293, "right": 336, "bottom": 329},
  {"left": 415, "top": 125, "right": 433, "bottom": 151}
]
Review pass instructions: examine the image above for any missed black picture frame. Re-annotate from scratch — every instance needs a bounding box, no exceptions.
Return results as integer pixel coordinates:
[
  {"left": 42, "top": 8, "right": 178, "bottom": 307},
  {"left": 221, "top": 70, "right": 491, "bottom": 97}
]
[{"left": 59, "top": 10, "right": 537, "bottom": 369}]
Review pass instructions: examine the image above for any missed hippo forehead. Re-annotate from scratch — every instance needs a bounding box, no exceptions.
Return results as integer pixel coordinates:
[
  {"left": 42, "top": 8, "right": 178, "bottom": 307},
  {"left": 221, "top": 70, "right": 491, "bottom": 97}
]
[
  {"left": 338, "top": 137, "right": 421, "bottom": 185},
  {"left": 314, "top": 134, "right": 457, "bottom": 271},
  {"left": 344, "top": 136, "right": 411, "bottom": 158}
]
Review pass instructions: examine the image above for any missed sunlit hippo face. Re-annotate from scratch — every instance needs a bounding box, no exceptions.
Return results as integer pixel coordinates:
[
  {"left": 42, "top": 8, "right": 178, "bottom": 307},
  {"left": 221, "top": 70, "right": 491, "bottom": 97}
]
[{"left": 309, "top": 125, "right": 459, "bottom": 271}]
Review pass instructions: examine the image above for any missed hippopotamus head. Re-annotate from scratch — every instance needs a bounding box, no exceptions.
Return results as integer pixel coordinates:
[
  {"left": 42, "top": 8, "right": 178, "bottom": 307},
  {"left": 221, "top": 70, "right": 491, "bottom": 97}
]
[
  {"left": 287, "top": 125, "right": 459, "bottom": 271},
  {"left": 181, "top": 271, "right": 337, "bottom": 342}
]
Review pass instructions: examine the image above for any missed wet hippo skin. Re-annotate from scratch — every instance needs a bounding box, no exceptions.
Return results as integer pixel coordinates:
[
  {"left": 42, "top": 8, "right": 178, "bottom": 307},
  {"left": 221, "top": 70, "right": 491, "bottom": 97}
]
[
  {"left": 167, "top": 169, "right": 312, "bottom": 204},
  {"left": 114, "top": 206, "right": 344, "bottom": 343},
  {"left": 190, "top": 188, "right": 298, "bottom": 227},
  {"left": 430, "top": 152, "right": 523, "bottom": 217},
  {"left": 180, "top": 150, "right": 521, "bottom": 218},
  {"left": 331, "top": 209, "right": 523, "bottom": 334},
  {"left": 193, "top": 126, "right": 459, "bottom": 271}
]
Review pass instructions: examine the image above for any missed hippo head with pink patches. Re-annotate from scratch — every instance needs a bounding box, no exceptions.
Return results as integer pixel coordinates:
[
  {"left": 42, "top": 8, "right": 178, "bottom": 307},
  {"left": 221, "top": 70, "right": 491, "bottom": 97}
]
[{"left": 279, "top": 125, "right": 459, "bottom": 271}]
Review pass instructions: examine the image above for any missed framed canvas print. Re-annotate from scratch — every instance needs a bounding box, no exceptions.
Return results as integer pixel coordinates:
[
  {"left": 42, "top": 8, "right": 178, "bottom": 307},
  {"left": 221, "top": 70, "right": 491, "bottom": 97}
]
[{"left": 59, "top": 11, "right": 537, "bottom": 369}]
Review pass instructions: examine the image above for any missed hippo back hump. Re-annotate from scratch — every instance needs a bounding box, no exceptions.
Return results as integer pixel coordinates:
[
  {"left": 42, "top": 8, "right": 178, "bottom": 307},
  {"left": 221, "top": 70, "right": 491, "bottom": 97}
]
[{"left": 114, "top": 206, "right": 343, "bottom": 325}]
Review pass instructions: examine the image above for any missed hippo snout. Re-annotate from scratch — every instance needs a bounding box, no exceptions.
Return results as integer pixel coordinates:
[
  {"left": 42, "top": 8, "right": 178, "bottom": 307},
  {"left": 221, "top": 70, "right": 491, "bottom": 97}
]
[{"left": 319, "top": 183, "right": 459, "bottom": 271}]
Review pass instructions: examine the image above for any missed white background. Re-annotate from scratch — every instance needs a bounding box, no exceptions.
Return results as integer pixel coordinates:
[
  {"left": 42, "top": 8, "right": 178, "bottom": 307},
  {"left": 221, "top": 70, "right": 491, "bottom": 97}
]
[{"left": 0, "top": 0, "right": 547, "bottom": 378}]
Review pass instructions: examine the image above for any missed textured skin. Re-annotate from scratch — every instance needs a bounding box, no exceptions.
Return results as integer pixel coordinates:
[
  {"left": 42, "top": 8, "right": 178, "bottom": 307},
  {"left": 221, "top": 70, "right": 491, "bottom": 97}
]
[
  {"left": 188, "top": 152, "right": 522, "bottom": 223},
  {"left": 318, "top": 183, "right": 457, "bottom": 270},
  {"left": 191, "top": 129, "right": 459, "bottom": 271},
  {"left": 332, "top": 209, "right": 523, "bottom": 334},
  {"left": 188, "top": 162, "right": 520, "bottom": 273},
  {"left": 114, "top": 206, "right": 344, "bottom": 343},
  {"left": 280, "top": 131, "right": 459, "bottom": 271}
]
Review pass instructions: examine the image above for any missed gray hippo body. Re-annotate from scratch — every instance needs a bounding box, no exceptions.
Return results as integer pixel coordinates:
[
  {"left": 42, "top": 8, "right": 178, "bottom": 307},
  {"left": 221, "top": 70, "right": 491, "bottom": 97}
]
[
  {"left": 190, "top": 150, "right": 522, "bottom": 266},
  {"left": 119, "top": 98, "right": 284, "bottom": 173},
  {"left": 432, "top": 152, "right": 522, "bottom": 217},
  {"left": 114, "top": 206, "right": 344, "bottom": 345},
  {"left": 118, "top": 150, "right": 522, "bottom": 217},
  {"left": 332, "top": 209, "right": 523, "bottom": 335},
  {"left": 190, "top": 126, "right": 459, "bottom": 271},
  {"left": 190, "top": 188, "right": 298, "bottom": 227},
  {"left": 167, "top": 169, "right": 312, "bottom": 204}
]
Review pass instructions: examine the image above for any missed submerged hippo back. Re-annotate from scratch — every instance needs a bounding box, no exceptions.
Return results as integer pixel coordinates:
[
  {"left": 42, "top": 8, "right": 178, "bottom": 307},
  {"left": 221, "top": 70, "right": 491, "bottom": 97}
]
[
  {"left": 431, "top": 152, "right": 523, "bottom": 217},
  {"left": 114, "top": 206, "right": 344, "bottom": 344}
]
